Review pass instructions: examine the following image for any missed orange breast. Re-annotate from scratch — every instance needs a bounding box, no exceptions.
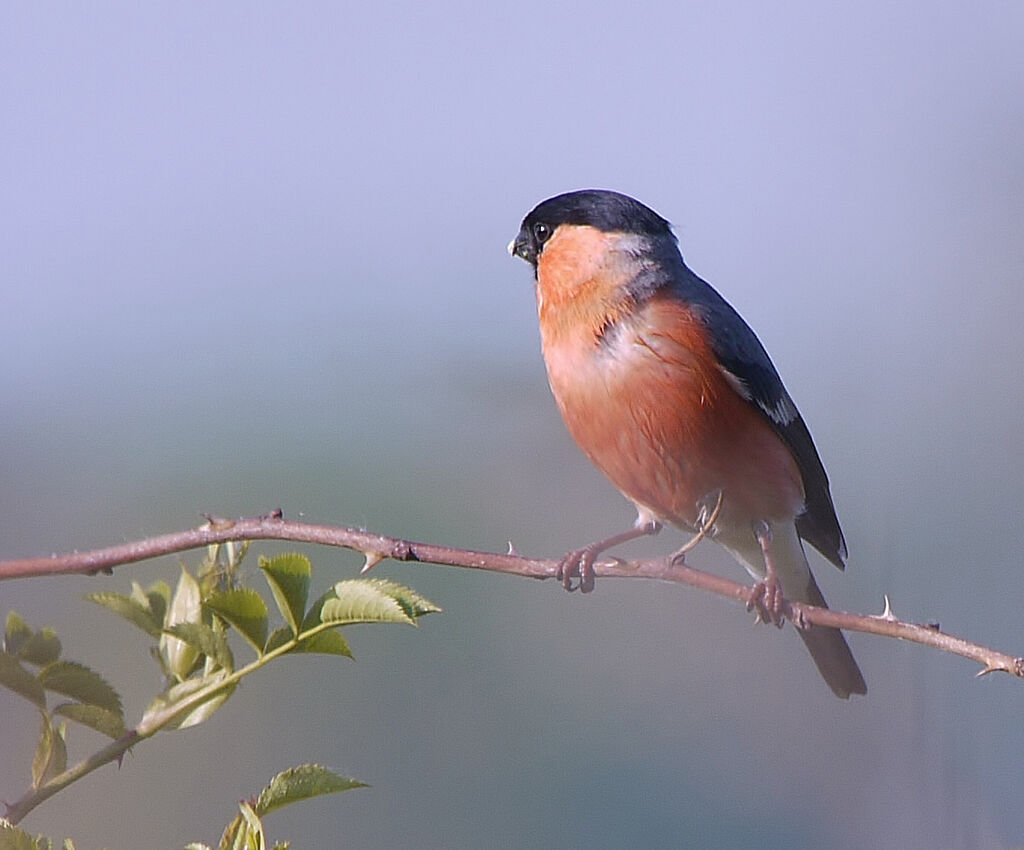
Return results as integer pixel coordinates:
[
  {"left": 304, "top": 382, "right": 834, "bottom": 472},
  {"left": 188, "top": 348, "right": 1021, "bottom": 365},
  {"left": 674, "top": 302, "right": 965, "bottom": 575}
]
[{"left": 537, "top": 251, "right": 805, "bottom": 532}]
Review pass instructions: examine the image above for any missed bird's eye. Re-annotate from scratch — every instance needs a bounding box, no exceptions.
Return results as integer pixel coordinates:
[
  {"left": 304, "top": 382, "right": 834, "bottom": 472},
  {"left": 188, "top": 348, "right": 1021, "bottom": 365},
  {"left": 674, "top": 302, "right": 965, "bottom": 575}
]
[{"left": 533, "top": 222, "right": 551, "bottom": 244}]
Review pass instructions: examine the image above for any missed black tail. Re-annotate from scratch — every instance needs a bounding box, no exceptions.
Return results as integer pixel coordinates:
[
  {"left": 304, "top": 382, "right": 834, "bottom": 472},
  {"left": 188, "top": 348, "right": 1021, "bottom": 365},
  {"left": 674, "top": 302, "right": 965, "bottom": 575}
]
[{"left": 797, "top": 572, "right": 866, "bottom": 699}]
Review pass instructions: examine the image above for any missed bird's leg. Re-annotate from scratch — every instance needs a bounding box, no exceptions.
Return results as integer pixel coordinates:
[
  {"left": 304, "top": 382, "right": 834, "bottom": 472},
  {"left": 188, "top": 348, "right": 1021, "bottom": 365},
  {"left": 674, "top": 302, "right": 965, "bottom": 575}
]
[
  {"left": 747, "top": 520, "right": 786, "bottom": 627},
  {"left": 670, "top": 489, "right": 723, "bottom": 564},
  {"left": 559, "top": 518, "right": 661, "bottom": 593}
]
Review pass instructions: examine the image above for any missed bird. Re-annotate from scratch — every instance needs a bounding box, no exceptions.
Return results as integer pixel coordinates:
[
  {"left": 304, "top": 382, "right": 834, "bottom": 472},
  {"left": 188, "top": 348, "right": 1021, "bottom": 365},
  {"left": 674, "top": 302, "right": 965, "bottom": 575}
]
[{"left": 509, "top": 189, "right": 866, "bottom": 698}]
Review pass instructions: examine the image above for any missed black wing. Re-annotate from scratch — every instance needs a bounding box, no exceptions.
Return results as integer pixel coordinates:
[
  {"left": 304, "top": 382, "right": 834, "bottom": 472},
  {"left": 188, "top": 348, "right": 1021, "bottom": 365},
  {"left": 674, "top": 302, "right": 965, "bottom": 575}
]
[{"left": 671, "top": 267, "right": 848, "bottom": 569}]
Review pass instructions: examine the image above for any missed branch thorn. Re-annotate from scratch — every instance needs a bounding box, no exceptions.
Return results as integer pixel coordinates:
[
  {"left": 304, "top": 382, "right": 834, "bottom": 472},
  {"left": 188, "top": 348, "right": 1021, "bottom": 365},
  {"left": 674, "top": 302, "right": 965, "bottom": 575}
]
[
  {"left": 872, "top": 594, "right": 898, "bottom": 622},
  {"left": 360, "top": 551, "right": 385, "bottom": 574}
]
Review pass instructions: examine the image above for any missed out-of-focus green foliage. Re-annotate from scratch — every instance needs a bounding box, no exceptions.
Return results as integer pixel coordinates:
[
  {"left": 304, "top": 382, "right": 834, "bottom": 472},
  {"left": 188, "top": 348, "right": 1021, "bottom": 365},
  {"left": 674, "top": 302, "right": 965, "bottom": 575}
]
[{"left": 0, "top": 547, "right": 439, "bottom": 848}]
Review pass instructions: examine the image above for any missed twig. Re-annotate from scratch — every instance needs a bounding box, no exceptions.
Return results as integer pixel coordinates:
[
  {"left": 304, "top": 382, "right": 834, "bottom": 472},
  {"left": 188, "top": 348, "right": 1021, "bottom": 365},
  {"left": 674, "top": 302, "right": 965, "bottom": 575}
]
[{"left": 1, "top": 510, "right": 1021, "bottom": 680}]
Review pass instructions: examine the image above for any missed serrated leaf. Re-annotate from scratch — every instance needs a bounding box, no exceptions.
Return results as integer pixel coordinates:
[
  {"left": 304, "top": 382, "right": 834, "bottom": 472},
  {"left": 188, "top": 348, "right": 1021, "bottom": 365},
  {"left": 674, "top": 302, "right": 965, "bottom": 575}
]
[
  {"left": 160, "top": 567, "right": 203, "bottom": 679},
  {"left": 5, "top": 611, "right": 33, "bottom": 656},
  {"left": 143, "top": 672, "right": 235, "bottom": 731},
  {"left": 54, "top": 702, "right": 127, "bottom": 738},
  {"left": 31, "top": 715, "right": 53, "bottom": 789},
  {"left": 264, "top": 624, "right": 352, "bottom": 658},
  {"left": 131, "top": 579, "right": 170, "bottom": 627},
  {"left": 18, "top": 629, "right": 62, "bottom": 666},
  {"left": 0, "top": 821, "right": 41, "bottom": 850},
  {"left": 51, "top": 723, "right": 67, "bottom": 778},
  {"left": 205, "top": 588, "right": 269, "bottom": 654},
  {"left": 321, "top": 580, "right": 413, "bottom": 626},
  {"left": 254, "top": 764, "right": 367, "bottom": 817},
  {"left": 145, "top": 581, "right": 171, "bottom": 625},
  {"left": 32, "top": 717, "right": 66, "bottom": 788},
  {"left": 259, "top": 554, "right": 311, "bottom": 635},
  {"left": 86, "top": 591, "right": 162, "bottom": 638},
  {"left": 0, "top": 652, "right": 47, "bottom": 708},
  {"left": 360, "top": 578, "right": 442, "bottom": 620},
  {"left": 299, "top": 588, "right": 333, "bottom": 632},
  {"left": 164, "top": 622, "right": 234, "bottom": 673},
  {"left": 294, "top": 629, "right": 352, "bottom": 658},
  {"left": 263, "top": 626, "right": 293, "bottom": 655},
  {"left": 37, "top": 661, "right": 122, "bottom": 715},
  {"left": 130, "top": 580, "right": 149, "bottom": 608}
]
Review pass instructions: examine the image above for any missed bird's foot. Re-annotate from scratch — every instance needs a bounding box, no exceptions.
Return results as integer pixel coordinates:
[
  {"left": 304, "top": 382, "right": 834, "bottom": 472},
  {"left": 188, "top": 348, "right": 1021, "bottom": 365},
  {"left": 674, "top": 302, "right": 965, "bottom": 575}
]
[
  {"left": 746, "top": 574, "right": 786, "bottom": 628},
  {"left": 748, "top": 519, "right": 786, "bottom": 627},
  {"left": 556, "top": 519, "right": 662, "bottom": 593},
  {"left": 556, "top": 547, "right": 599, "bottom": 593}
]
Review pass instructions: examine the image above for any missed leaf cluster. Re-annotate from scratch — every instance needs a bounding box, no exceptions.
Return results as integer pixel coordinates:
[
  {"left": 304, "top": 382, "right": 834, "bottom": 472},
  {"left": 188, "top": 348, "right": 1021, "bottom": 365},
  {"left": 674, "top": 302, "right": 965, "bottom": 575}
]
[
  {"left": 1, "top": 611, "right": 125, "bottom": 790},
  {"left": 1, "top": 546, "right": 440, "bottom": 847}
]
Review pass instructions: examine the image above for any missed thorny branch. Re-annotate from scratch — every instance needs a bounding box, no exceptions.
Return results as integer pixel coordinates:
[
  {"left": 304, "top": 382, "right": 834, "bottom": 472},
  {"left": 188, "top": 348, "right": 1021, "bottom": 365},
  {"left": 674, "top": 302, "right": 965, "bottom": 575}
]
[{"left": 1, "top": 509, "right": 1021, "bottom": 681}]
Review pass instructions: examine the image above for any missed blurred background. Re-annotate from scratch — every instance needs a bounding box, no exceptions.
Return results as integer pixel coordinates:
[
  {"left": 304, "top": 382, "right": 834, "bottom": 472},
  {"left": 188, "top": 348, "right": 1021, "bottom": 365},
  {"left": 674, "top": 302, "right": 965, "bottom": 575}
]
[{"left": 2, "top": 3, "right": 1022, "bottom": 848}]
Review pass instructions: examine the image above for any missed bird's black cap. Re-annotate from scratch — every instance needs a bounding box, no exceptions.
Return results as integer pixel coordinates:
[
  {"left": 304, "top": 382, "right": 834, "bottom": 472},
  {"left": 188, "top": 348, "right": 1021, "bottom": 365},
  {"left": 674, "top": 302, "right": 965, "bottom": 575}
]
[
  {"left": 527, "top": 189, "right": 671, "bottom": 236},
  {"left": 511, "top": 189, "right": 674, "bottom": 266}
]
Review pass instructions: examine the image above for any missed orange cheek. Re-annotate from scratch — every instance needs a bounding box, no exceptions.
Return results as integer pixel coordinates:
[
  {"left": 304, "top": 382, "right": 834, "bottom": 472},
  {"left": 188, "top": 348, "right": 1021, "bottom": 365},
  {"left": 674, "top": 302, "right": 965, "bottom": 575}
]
[
  {"left": 535, "top": 226, "right": 643, "bottom": 353},
  {"left": 535, "top": 225, "right": 633, "bottom": 311}
]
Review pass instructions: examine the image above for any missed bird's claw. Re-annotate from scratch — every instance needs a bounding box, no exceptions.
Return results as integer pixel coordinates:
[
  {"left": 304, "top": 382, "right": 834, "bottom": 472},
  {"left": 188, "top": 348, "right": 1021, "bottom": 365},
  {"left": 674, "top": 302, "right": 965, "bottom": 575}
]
[
  {"left": 557, "top": 548, "right": 598, "bottom": 593},
  {"left": 747, "top": 574, "right": 786, "bottom": 628}
]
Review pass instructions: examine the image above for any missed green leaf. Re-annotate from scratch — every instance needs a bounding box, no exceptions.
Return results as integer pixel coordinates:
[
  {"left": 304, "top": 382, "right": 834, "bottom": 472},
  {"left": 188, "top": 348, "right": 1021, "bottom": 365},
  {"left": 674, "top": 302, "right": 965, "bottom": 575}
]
[
  {"left": 205, "top": 588, "right": 269, "bottom": 654},
  {"left": 263, "top": 626, "right": 293, "bottom": 655},
  {"left": 160, "top": 567, "right": 203, "bottom": 679},
  {"left": 5, "top": 611, "right": 34, "bottom": 656},
  {"left": 31, "top": 716, "right": 54, "bottom": 789},
  {"left": 37, "top": 661, "right": 122, "bottom": 715},
  {"left": 54, "top": 702, "right": 127, "bottom": 738},
  {"left": 254, "top": 764, "right": 367, "bottom": 817},
  {"left": 215, "top": 811, "right": 246, "bottom": 850},
  {"left": 299, "top": 588, "right": 333, "bottom": 632},
  {"left": 18, "top": 628, "right": 62, "bottom": 666},
  {"left": 238, "top": 802, "right": 263, "bottom": 842},
  {"left": 132, "top": 579, "right": 170, "bottom": 627},
  {"left": 86, "top": 591, "right": 162, "bottom": 637},
  {"left": 164, "top": 622, "right": 234, "bottom": 673},
  {"left": 216, "top": 803, "right": 263, "bottom": 850},
  {"left": 184, "top": 845, "right": 213, "bottom": 850},
  {"left": 143, "top": 672, "right": 236, "bottom": 731},
  {"left": 0, "top": 821, "right": 43, "bottom": 850},
  {"left": 32, "top": 717, "right": 66, "bottom": 789},
  {"left": 294, "top": 629, "right": 352, "bottom": 658},
  {"left": 259, "top": 554, "right": 311, "bottom": 635},
  {"left": 0, "top": 652, "right": 47, "bottom": 708},
  {"left": 321, "top": 586, "right": 410, "bottom": 625},
  {"left": 264, "top": 624, "right": 352, "bottom": 658},
  {"left": 363, "top": 578, "right": 442, "bottom": 620},
  {"left": 319, "top": 578, "right": 442, "bottom": 627}
]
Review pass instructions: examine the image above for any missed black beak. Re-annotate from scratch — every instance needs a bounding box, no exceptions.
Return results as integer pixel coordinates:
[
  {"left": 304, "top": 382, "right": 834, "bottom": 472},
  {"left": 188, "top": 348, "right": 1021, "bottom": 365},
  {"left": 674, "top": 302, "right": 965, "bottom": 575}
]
[{"left": 508, "top": 227, "right": 536, "bottom": 265}]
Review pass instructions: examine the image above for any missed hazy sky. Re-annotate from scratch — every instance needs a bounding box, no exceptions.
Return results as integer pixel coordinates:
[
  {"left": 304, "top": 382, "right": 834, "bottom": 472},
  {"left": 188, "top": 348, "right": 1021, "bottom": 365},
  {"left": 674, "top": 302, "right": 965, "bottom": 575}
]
[{"left": 2, "top": 4, "right": 1023, "bottom": 848}]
